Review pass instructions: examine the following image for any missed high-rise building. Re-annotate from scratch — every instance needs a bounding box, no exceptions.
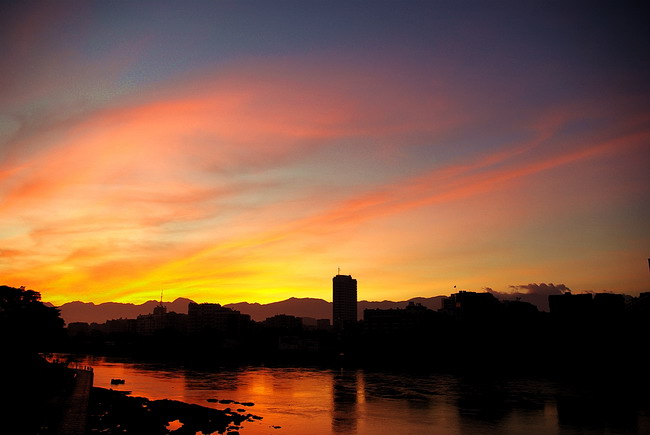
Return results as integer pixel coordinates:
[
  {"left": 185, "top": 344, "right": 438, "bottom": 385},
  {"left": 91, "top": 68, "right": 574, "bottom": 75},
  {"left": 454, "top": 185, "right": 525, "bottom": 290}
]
[{"left": 333, "top": 273, "right": 357, "bottom": 330}]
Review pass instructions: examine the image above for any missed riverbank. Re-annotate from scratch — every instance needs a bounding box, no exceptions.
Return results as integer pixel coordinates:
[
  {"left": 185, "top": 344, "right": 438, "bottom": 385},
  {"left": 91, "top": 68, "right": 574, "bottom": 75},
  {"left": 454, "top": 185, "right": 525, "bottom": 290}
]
[
  {"left": 1, "top": 353, "right": 77, "bottom": 434},
  {"left": 2, "top": 354, "right": 261, "bottom": 434}
]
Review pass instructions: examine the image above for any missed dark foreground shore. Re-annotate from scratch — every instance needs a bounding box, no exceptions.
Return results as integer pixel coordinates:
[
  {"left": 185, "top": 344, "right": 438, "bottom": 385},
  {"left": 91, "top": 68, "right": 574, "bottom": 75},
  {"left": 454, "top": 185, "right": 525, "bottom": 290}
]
[
  {"left": 88, "top": 387, "right": 262, "bottom": 434},
  {"left": 1, "top": 354, "right": 263, "bottom": 434}
]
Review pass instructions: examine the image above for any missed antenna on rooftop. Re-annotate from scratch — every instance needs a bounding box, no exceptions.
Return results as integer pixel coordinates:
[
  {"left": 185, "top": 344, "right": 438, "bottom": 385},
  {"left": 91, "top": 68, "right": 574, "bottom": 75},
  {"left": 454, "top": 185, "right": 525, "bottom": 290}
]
[
  {"left": 338, "top": 266, "right": 341, "bottom": 275},
  {"left": 160, "top": 289, "right": 164, "bottom": 305}
]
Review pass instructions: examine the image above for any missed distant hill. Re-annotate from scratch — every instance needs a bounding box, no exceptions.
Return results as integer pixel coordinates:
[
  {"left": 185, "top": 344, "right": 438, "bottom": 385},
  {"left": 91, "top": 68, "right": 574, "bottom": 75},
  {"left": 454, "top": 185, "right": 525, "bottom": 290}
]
[
  {"left": 225, "top": 298, "right": 331, "bottom": 322},
  {"left": 57, "top": 298, "right": 195, "bottom": 324},
  {"left": 54, "top": 296, "right": 447, "bottom": 324},
  {"left": 226, "top": 296, "right": 447, "bottom": 321}
]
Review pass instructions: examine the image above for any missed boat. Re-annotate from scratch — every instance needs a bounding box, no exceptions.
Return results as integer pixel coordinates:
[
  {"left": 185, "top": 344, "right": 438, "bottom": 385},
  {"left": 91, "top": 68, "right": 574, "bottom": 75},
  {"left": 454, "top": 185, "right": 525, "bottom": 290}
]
[{"left": 110, "top": 378, "right": 126, "bottom": 384}]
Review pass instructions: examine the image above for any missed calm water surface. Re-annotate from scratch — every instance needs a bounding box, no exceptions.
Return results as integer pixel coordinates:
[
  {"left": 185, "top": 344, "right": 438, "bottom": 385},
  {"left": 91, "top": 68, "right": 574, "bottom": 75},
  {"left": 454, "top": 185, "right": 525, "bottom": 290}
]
[{"left": 69, "top": 354, "right": 649, "bottom": 434}]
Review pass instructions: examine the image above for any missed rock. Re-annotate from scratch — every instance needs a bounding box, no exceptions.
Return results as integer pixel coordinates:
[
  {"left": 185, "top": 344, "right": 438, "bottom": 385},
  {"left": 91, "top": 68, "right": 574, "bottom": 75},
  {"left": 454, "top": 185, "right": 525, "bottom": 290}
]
[{"left": 87, "top": 387, "right": 263, "bottom": 434}]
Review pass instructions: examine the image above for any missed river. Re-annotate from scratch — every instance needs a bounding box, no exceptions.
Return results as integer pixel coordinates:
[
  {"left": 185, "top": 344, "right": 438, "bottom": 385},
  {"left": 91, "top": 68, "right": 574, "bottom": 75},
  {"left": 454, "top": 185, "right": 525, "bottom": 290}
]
[{"left": 65, "top": 354, "right": 649, "bottom": 434}]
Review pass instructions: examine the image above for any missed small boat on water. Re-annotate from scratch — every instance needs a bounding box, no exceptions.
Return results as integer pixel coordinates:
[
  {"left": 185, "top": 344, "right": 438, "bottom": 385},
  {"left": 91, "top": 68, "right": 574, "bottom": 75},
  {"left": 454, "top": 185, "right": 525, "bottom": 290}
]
[{"left": 110, "top": 378, "right": 126, "bottom": 384}]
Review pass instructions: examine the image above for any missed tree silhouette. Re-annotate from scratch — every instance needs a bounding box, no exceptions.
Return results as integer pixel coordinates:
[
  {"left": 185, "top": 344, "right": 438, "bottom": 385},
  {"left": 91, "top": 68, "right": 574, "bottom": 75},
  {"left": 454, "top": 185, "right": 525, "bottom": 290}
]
[
  {"left": 0, "top": 286, "right": 68, "bottom": 434},
  {"left": 0, "top": 285, "right": 64, "bottom": 352}
]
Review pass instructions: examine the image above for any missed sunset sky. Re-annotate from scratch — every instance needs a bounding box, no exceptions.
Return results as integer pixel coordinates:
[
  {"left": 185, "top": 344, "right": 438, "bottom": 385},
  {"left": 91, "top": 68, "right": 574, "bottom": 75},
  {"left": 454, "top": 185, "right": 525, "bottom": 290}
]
[{"left": 1, "top": 1, "right": 649, "bottom": 306}]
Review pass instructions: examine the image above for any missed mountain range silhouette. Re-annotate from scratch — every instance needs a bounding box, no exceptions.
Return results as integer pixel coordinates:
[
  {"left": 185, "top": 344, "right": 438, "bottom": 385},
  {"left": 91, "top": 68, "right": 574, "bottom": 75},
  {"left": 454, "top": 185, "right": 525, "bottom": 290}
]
[{"left": 50, "top": 296, "right": 447, "bottom": 325}]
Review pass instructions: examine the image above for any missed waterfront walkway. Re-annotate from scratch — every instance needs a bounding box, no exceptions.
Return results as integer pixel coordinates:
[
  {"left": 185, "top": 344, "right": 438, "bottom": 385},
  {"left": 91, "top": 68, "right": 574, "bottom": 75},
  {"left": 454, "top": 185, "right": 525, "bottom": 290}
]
[{"left": 57, "top": 367, "right": 93, "bottom": 435}]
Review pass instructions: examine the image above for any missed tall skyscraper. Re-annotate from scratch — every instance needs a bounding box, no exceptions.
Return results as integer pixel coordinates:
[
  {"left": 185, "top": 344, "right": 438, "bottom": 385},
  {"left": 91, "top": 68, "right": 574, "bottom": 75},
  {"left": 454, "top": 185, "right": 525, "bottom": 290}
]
[{"left": 333, "top": 273, "right": 357, "bottom": 330}]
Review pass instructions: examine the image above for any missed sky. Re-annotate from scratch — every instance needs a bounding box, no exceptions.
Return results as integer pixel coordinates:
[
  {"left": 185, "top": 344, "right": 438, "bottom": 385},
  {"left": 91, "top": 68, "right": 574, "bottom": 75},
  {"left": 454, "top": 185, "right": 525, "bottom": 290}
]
[{"left": 1, "top": 0, "right": 649, "bottom": 306}]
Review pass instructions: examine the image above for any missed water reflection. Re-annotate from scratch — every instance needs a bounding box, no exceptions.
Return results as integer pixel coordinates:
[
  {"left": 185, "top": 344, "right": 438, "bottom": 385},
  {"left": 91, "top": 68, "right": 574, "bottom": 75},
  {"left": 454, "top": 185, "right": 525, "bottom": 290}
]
[
  {"left": 67, "top": 354, "right": 650, "bottom": 435},
  {"left": 332, "top": 369, "right": 361, "bottom": 434},
  {"left": 555, "top": 384, "right": 641, "bottom": 433},
  {"left": 185, "top": 368, "right": 240, "bottom": 394}
]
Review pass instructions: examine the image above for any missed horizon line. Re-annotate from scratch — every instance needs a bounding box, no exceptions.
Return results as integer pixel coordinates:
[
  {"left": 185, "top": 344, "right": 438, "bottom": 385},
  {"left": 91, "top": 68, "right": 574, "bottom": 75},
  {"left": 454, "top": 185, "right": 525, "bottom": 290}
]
[{"left": 44, "top": 288, "right": 641, "bottom": 307}]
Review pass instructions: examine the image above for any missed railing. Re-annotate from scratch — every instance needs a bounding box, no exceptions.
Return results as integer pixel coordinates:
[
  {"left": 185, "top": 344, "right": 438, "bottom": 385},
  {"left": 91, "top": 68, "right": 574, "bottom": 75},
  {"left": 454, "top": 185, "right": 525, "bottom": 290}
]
[
  {"left": 41, "top": 354, "right": 94, "bottom": 372},
  {"left": 66, "top": 361, "right": 94, "bottom": 372}
]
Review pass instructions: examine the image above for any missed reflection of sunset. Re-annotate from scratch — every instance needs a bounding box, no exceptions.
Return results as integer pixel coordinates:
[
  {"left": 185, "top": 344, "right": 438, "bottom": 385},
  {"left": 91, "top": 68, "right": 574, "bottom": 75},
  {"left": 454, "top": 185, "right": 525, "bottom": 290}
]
[
  {"left": 86, "top": 357, "right": 187, "bottom": 402},
  {"left": 74, "top": 354, "right": 620, "bottom": 435},
  {"left": 80, "top": 355, "right": 340, "bottom": 434}
]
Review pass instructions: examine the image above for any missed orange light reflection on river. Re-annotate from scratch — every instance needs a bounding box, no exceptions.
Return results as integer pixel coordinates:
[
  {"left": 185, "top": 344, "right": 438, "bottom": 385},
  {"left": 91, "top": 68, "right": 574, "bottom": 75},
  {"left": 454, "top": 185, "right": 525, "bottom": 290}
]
[
  {"left": 78, "top": 354, "right": 467, "bottom": 435},
  {"left": 68, "top": 354, "right": 649, "bottom": 435},
  {"left": 83, "top": 355, "right": 344, "bottom": 434}
]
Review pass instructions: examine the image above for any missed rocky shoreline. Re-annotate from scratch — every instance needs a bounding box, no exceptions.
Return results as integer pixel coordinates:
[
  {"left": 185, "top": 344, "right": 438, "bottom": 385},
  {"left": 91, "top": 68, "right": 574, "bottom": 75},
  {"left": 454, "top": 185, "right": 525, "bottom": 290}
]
[{"left": 88, "top": 387, "right": 262, "bottom": 434}]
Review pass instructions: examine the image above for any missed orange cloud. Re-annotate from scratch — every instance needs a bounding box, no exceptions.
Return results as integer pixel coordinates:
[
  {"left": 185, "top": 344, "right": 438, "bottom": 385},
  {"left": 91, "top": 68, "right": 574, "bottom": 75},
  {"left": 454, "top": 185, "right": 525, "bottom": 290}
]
[{"left": 2, "top": 56, "right": 648, "bottom": 305}]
